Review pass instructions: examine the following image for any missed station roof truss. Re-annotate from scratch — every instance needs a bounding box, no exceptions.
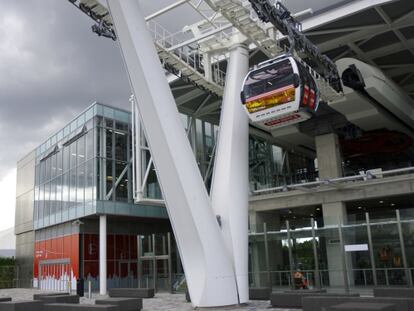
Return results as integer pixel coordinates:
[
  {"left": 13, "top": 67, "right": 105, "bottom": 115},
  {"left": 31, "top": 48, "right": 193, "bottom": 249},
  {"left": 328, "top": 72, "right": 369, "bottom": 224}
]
[{"left": 68, "top": 0, "right": 414, "bottom": 154}]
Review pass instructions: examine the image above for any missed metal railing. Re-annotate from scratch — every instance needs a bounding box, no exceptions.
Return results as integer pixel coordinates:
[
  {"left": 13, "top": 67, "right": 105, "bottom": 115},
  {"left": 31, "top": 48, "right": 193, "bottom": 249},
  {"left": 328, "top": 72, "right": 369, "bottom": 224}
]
[
  {"left": 249, "top": 267, "right": 414, "bottom": 289},
  {"left": 147, "top": 20, "right": 227, "bottom": 88},
  {"left": 252, "top": 166, "right": 414, "bottom": 195}
]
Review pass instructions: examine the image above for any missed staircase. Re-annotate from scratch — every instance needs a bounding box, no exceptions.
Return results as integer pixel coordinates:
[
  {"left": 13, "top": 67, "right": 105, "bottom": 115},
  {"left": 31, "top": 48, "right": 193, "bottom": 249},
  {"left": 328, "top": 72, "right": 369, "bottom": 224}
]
[{"left": 148, "top": 21, "right": 225, "bottom": 97}]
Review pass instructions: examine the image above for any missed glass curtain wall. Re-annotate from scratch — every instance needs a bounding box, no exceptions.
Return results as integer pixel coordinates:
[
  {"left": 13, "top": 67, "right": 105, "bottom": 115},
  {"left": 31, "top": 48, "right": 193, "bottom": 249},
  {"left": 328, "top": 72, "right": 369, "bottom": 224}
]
[
  {"left": 249, "top": 209, "right": 414, "bottom": 290},
  {"left": 95, "top": 109, "right": 131, "bottom": 204},
  {"left": 34, "top": 103, "right": 131, "bottom": 230},
  {"left": 34, "top": 113, "right": 96, "bottom": 229},
  {"left": 249, "top": 137, "right": 317, "bottom": 191}
]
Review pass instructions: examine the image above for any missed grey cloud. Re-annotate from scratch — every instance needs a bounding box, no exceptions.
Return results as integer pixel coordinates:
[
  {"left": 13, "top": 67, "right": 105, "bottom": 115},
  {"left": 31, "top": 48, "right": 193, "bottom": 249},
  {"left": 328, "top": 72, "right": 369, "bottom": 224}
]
[{"left": 0, "top": 0, "right": 347, "bottom": 177}]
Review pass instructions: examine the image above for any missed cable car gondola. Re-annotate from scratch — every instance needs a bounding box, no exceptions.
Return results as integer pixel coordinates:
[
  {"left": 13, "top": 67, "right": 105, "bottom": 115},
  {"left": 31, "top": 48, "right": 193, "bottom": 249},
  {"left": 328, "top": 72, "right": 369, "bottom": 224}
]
[{"left": 241, "top": 55, "right": 320, "bottom": 132}]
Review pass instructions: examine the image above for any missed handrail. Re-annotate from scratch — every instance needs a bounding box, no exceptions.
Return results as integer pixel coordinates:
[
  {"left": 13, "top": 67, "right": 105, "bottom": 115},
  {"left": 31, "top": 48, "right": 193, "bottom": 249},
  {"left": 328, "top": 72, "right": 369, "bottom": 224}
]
[{"left": 252, "top": 166, "right": 414, "bottom": 195}]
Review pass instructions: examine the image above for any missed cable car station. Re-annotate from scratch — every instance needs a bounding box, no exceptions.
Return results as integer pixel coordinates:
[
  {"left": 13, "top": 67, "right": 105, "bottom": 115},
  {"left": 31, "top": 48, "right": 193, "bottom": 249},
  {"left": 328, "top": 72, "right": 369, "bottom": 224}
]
[{"left": 13, "top": 0, "right": 414, "bottom": 309}]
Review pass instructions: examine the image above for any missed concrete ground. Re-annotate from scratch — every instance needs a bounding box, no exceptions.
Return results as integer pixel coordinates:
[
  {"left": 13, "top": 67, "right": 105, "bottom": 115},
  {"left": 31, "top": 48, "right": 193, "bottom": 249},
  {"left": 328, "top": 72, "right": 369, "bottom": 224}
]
[{"left": 0, "top": 288, "right": 299, "bottom": 310}]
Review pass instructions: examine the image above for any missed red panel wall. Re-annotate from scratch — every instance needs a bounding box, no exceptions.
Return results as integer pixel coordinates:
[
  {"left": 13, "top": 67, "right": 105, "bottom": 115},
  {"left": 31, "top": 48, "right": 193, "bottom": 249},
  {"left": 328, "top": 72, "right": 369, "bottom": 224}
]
[
  {"left": 34, "top": 233, "right": 139, "bottom": 281},
  {"left": 34, "top": 234, "right": 80, "bottom": 280}
]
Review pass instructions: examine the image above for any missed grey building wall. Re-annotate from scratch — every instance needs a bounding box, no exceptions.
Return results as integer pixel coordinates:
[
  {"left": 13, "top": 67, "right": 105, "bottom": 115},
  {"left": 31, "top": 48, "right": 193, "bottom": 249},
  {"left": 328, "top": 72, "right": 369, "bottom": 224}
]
[
  {"left": 15, "top": 150, "right": 36, "bottom": 287},
  {"left": 15, "top": 231, "right": 34, "bottom": 287}
]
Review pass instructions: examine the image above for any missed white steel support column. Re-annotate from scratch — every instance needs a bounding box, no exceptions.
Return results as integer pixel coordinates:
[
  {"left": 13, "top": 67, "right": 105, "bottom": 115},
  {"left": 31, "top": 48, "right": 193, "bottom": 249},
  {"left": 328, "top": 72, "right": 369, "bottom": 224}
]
[
  {"left": 210, "top": 43, "right": 250, "bottom": 303},
  {"left": 99, "top": 215, "right": 107, "bottom": 295},
  {"left": 107, "top": 0, "right": 238, "bottom": 307}
]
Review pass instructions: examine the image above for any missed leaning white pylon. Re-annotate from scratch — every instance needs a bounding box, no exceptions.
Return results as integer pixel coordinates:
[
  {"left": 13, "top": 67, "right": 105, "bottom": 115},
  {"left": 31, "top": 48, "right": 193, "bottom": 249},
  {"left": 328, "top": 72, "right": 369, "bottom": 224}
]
[
  {"left": 106, "top": 0, "right": 239, "bottom": 307},
  {"left": 211, "top": 43, "right": 250, "bottom": 303}
]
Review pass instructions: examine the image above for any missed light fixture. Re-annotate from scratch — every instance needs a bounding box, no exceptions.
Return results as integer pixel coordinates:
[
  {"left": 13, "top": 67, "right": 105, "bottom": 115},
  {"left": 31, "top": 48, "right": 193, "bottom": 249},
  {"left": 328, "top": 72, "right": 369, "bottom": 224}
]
[
  {"left": 316, "top": 207, "right": 320, "bottom": 211},
  {"left": 390, "top": 203, "right": 396, "bottom": 207},
  {"left": 379, "top": 200, "right": 384, "bottom": 204},
  {"left": 358, "top": 206, "right": 362, "bottom": 209},
  {"left": 288, "top": 210, "right": 292, "bottom": 214}
]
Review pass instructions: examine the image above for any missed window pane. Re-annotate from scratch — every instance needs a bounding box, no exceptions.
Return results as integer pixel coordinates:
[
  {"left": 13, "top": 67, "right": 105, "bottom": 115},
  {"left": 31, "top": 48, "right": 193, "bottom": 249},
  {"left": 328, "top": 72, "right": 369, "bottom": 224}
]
[
  {"left": 96, "top": 158, "right": 102, "bottom": 200},
  {"left": 45, "top": 157, "right": 51, "bottom": 182},
  {"left": 106, "top": 160, "right": 113, "bottom": 200},
  {"left": 115, "top": 121, "right": 128, "bottom": 132},
  {"left": 44, "top": 182, "right": 50, "bottom": 218},
  {"left": 70, "top": 142, "right": 77, "bottom": 170},
  {"left": 95, "top": 115, "right": 103, "bottom": 127},
  {"left": 115, "top": 131, "right": 128, "bottom": 162},
  {"left": 51, "top": 154, "right": 57, "bottom": 180},
  {"left": 115, "top": 162, "right": 128, "bottom": 202},
  {"left": 62, "top": 173, "right": 69, "bottom": 213},
  {"left": 64, "top": 125, "right": 70, "bottom": 137},
  {"left": 40, "top": 161, "right": 45, "bottom": 184},
  {"left": 63, "top": 146, "right": 70, "bottom": 172},
  {"left": 77, "top": 164, "right": 85, "bottom": 206},
  {"left": 103, "top": 106, "right": 114, "bottom": 118},
  {"left": 106, "top": 129, "right": 113, "bottom": 159},
  {"left": 85, "top": 160, "right": 94, "bottom": 203},
  {"left": 57, "top": 150, "right": 63, "bottom": 175},
  {"left": 50, "top": 178, "right": 56, "bottom": 216},
  {"left": 70, "top": 169, "right": 77, "bottom": 207},
  {"left": 70, "top": 119, "right": 77, "bottom": 132},
  {"left": 86, "top": 130, "right": 94, "bottom": 161},
  {"left": 57, "top": 130, "right": 63, "bottom": 142},
  {"left": 105, "top": 118, "right": 114, "bottom": 128},
  {"left": 96, "top": 127, "right": 101, "bottom": 157},
  {"left": 34, "top": 186, "right": 40, "bottom": 220},
  {"left": 85, "top": 107, "right": 94, "bottom": 121},
  {"left": 56, "top": 175, "right": 62, "bottom": 215},
  {"left": 77, "top": 136, "right": 86, "bottom": 165},
  {"left": 39, "top": 184, "right": 45, "bottom": 220},
  {"left": 77, "top": 113, "right": 85, "bottom": 128}
]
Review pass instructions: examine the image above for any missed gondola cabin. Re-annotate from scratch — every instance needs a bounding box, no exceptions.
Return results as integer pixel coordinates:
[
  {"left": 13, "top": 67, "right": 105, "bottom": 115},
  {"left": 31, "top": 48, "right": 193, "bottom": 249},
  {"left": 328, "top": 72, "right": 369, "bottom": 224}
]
[{"left": 241, "top": 55, "right": 319, "bottom": 132}]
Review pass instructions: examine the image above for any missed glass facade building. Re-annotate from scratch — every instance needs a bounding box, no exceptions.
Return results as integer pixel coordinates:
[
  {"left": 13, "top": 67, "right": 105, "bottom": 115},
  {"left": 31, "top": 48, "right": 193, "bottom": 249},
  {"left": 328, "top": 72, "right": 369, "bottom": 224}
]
[
  {"left": 15, "top": 101, "right": 414, "bottom": 293},
  {"left": 33, "top": 103, "right": 167, "bottom": 231}
]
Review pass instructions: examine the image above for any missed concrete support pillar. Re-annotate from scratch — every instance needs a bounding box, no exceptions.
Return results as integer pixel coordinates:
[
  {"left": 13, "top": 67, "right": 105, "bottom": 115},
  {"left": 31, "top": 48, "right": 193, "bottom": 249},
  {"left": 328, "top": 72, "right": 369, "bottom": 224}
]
[
  {"left": 315, "top": 133, "right": 342, "bottom": 179},
  {"left": 249, "top": 212, "right": 265, "bottom": 287},
  {"left": 322, "top": 202, "right": 352, "bottom": 288},
  {"left": 99, "top": 215, "right": 107, "bottom": 295},
  {"left": 316, "top": 133, "right": 349, "bottom": 288}
]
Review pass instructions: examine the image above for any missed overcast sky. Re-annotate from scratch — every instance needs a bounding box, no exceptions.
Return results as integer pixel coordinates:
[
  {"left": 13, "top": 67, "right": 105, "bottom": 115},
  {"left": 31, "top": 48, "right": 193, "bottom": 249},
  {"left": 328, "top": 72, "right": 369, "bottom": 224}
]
[{"left": 0, "top": 0, "right": 345, "bottom": 232}]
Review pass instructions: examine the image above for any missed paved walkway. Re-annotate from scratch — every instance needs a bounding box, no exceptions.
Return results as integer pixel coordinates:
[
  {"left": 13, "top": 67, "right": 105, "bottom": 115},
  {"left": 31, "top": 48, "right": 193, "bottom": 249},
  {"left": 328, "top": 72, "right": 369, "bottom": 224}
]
[{"left": 0, "top": 288, "right": 299, "bottom": 310}]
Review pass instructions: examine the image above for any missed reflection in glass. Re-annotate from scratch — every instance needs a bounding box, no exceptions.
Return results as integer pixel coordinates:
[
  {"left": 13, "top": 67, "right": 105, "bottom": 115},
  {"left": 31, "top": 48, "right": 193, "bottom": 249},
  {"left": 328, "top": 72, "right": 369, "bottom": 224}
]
[
  {"left": 63, "top": 146, "right": 70, "bottom": 172},
  {"left": 70, "top": 169, "right": 77, "bottom": 208},
  {"left": 106, "top": 129, "right": 113, "bottom": 159},
  {"left": 51, "top": 154, "right": 57, "bottom": 180},
  {"left": 106, "top": 160, "right": 113, "bottom": 200},
  {"left": 49, "top": 178, "right": 56, "bottom": 217},
  {"left": 77, "top": 136, "right": 85, "bottom": 166},
  {"left": 77, "top": 164, "right": 85, "bottom": 206},
  {"left": 55, "top": 175, "right": 62, "bottom": 215},
  {"left": 86, "top": 130, "right": 94, "bottom": 161},
  {"left": 70, "top": 143, "right": 77, "bottom": 170},
  {"left": 371, "top": 223, "right": 405, "bottom": 286},
  {"left": 115, "top": 131, "right": 128, "bottom": 162},
  {"left": 62, "top": 173, "right": 69, "bottom": 214},
  {"left": 85, "top": 160, "right": 94, "bottom": 203},
  {"left": 57, "top": 150, "right": 63, "bottom": 175},
  {"left": 44, "top": 182, "right": 50, "bottom": 218},
  {"left": 115, "top": 162, "right": 128, "bottom": 202}
]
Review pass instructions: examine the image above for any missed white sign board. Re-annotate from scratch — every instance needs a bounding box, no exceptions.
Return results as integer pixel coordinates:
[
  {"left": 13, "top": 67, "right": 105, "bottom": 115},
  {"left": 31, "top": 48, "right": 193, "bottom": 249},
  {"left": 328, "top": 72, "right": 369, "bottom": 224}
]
[{"left": 344, "top": 244, "right": 369, "bottom": 252}]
